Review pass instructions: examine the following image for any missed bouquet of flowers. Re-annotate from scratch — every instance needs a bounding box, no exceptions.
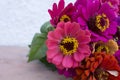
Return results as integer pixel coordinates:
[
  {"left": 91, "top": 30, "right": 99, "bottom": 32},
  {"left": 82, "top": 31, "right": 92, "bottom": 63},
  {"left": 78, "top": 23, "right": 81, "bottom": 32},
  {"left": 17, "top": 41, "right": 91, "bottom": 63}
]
[{"left": 28, "top": 0, "right": 120, "bottom": 80}]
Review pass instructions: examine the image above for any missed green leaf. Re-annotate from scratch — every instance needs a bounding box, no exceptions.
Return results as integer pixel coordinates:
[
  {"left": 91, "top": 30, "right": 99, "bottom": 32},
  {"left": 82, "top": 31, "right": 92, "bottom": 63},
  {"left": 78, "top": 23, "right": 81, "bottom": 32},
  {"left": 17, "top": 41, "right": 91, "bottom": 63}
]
[
  {"left": 28, "top": 21, "right": 55, "bottom": 62},
  {"left": 28, "top": 33, "right": 47, "bottom": 62},
  {"left": 40, "top": 21, "right": 54, "bottom": 33},
  {"left": 40, "top": 57, "right": 57, "bottom": 71}
]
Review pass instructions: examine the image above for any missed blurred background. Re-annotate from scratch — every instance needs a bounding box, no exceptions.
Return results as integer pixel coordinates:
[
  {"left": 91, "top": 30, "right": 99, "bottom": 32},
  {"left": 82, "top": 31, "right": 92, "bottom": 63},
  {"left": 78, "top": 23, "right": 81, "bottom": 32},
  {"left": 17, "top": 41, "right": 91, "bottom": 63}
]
[{"left": 0, "top": 0, "right": 75, "bottom": 46}]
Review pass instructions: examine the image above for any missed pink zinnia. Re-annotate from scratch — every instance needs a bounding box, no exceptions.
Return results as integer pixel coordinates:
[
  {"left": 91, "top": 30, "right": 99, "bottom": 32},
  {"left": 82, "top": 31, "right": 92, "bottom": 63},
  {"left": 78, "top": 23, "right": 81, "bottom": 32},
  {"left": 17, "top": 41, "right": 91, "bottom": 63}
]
[{"left": 46, "top": 22, "right": 91, "bottom": 69}]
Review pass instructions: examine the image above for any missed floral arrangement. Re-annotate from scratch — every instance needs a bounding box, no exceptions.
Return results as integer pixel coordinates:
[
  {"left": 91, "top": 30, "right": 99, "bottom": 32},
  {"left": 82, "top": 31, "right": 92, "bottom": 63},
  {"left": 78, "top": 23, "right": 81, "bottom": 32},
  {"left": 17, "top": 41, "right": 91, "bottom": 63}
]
[{"left": 28, "top": 0, "right": 120, "bottom": 80}]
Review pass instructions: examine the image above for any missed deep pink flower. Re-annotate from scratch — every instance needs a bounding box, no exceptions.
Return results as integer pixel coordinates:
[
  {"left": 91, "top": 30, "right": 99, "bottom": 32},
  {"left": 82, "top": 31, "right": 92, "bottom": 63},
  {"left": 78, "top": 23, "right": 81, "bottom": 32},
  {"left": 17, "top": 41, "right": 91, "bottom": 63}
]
[
  {"left": 116, "top": 16, "right": 120, "bottom": 26},
  {"left": 48, "top": 0, "right": 76, "bottom": 27},
  {"left": 58, "top": 68, "right": 76, "bottom": 78},
  {"left": 46, "top": 22, "right": 91, "bottom": 69},
  {"left": 118, "top": 5, "right": 120, "bottom": 15},
  {"left": 75, "top": 0, "right": 117, "bottom": 42},
  {"left": 100, "top": 0, "right": 119, "bottom": 5},
  {"left": 100, "top": 0, "right": 119, "bottom": 13}
]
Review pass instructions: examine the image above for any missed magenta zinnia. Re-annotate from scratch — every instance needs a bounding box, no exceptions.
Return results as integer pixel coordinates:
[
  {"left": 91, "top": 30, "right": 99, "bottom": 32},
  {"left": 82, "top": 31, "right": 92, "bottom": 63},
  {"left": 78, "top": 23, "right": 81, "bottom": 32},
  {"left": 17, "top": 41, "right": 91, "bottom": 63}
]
[
  {"left": 46, "top": 22, "right": 91, "bottom": 69},
  {"left": 100, "top": 0, "right": 119, "bottom": 13},
  {"left": 48, "top": 0, "right": 76, "bottom": 27},
  {"left": 75, "top": 0, "right": 117, "bottom": 42}
]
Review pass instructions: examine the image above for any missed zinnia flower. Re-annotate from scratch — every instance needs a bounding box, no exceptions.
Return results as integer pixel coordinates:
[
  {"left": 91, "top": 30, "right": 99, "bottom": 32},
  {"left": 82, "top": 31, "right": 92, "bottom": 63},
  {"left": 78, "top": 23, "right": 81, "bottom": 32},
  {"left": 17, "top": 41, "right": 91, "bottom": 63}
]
[
  {"left": 58, "top": 68, "right": 76, "bottom": 78},
  {"left": 118, "top": 5, "right": 120, "bottom": 15},
  {"left": 75, "top": 0, "right": 117, "bottom": 42},
  {"left": 100, "top": 0, "right": 119, "bottom": 13},
  {"left": 48, "top": 0, "right": 76, "bottom": 27},
  {"left": 46, "top": 22, "right": 91, "bottom": 69},
  {"left": 100, "top": 0, "right": 119, "bottom": 5},
  {"left": 74, "top": 52, "right": 120, "bottom": 80},
  {"left": 116, "top": 16, "right": 120, "bottom": 26},
  {"left": 92, "top": 40, "right": 119, "bottom": 54}
]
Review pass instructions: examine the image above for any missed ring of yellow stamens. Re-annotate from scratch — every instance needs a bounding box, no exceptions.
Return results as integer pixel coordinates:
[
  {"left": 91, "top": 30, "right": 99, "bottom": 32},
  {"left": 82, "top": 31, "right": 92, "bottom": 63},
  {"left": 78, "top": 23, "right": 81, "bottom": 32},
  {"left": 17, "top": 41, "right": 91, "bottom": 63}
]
[
  {"left": 60, "top": 15, "right": 71, "bottom": 22},
  {"left": 95, "top": 13, "right": 109, "bottom": 32},
  {"left": 59, "top": 36, "right": 79, "bottom": 55},
  {"left": 96, "top": 45, "right": 109, "bottom": 53}
]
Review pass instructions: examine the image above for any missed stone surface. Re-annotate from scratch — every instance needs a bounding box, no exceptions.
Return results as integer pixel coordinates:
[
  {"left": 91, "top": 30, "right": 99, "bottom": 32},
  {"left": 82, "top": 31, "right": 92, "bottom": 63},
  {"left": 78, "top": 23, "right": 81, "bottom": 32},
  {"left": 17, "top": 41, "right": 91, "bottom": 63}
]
[{"left": 0, "top": 46, "right": 71, "bottom": 80}]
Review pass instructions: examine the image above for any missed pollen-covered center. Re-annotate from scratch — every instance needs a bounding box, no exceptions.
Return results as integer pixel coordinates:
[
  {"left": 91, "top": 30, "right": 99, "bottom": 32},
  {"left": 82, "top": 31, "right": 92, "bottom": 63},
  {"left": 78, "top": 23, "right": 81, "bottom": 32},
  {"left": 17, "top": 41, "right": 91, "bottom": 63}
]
[
  {"left": 95, "top": 68, "right": 109, "bottom": 80},
  {"left": 96, "top": 45, "right": 109, "bottom": 53},
  {"left": 60, "top": 15, "right": 71, "bottom": 22},
  {"left": 95, "top": 13, "right": 109, "bottom": 32},
  {"left": 59, "top": 36, "right": 79, "bottom": 55}
]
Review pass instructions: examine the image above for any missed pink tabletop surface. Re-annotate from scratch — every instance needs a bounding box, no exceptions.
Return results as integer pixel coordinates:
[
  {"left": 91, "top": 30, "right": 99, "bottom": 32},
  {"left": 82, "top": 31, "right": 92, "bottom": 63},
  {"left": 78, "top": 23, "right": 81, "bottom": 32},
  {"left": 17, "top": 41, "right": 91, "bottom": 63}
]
[{"left": 0, "top": 46, "right": 71, "bottom": 80}]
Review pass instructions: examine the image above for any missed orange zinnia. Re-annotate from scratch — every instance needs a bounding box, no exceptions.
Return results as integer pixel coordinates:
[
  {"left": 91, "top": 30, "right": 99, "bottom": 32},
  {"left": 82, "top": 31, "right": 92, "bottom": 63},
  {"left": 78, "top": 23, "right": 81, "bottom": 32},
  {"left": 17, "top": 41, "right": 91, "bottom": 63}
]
[{"left": 74, "top": 52, "right": 120, "bottom": 80}]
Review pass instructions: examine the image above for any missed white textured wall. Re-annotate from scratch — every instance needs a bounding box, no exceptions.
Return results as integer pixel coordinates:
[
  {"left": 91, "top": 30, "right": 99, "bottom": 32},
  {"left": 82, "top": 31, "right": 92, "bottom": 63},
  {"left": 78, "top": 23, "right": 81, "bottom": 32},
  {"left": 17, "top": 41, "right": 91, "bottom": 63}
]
[{"left": 0, "top": 0, "right": 75, "bottom": 46}]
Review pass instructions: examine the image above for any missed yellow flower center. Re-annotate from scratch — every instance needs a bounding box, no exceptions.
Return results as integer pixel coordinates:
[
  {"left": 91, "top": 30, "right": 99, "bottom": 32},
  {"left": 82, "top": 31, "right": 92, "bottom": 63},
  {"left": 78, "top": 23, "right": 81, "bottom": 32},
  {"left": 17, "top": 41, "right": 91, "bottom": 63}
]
[
  {"left": 96, "top": 45, "right": 109, "bottom": 53},
  {"left": 95, "top": 14, "right": 109, "bottom": 32},
  {"left": 60, "top": 15, "right": 71, "bottom": 22},
  {"left": 59, "top": 36, "right": 79, "bottom": 55},
  {"left": 95, "top": 68, "right": 109, "bottom": 80}
]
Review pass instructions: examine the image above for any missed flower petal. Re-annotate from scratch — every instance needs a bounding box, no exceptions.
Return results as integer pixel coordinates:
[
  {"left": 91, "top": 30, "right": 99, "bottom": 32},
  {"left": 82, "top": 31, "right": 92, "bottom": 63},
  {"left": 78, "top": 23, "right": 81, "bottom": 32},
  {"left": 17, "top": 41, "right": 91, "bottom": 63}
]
[
  {"left": 52, "top": 53, "right": 63, "bottom": 65},
  {"left": 74, "top": 52, "right": 85, "bottom": 62},
  {"left": 62, "top": 56, "right": 73, "bottom": 68},
  {"left": 47, "top": 49, "right": 59, "bottom": 59}
]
